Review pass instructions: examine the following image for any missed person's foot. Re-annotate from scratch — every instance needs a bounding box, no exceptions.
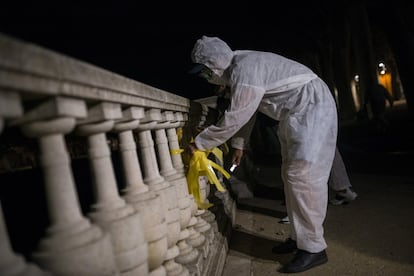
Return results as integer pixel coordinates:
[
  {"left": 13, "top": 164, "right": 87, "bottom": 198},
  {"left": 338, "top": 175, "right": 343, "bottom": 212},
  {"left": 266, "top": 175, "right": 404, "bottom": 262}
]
[
  {"left": 278, "top": 215, "right": 290, "bottom": 224},
  {"left": 272, "top": 238, "right": 297, "bottom": 254},
  {"left": 280, "top": 249, "right": 328, "bottom": 273},
  {"left": 330, "top": 187, "right": 358, "bottom": 205}
]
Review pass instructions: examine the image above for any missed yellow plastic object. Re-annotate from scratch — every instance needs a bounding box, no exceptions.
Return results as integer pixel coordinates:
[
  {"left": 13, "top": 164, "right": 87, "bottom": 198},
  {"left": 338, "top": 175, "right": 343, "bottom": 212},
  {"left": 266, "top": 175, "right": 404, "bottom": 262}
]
[
  {"left": 171, "top": 149, "right": 184, "bottom": 155},
  {"left": 186, "top": 149, "right": 230, "bottom": 209},
  {"left": 176, "top": 128, "right": 183, "bottom": 143}
]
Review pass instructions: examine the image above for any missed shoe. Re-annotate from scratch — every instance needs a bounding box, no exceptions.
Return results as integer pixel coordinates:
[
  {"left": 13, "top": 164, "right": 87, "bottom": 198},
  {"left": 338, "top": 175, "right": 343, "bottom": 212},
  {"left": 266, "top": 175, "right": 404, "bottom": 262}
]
[
  {"left": 280, "top": 249, "right": 328, "bottom": 273},
  {"left": 330, "top": 187, "right": 358, "bottom": 205},
  {"left": 272, "top": 238, "right": 297, "bottom": 254},
  {"left": 278, "top": 215, "right": 290, "bottom": 224}
]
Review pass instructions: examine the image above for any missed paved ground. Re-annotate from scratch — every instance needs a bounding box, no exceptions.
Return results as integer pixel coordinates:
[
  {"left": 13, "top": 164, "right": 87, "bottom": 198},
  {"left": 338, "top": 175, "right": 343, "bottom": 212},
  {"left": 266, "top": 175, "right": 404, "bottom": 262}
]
[{"left": 221, "top": 101, "right": 414, "bottom": 275}]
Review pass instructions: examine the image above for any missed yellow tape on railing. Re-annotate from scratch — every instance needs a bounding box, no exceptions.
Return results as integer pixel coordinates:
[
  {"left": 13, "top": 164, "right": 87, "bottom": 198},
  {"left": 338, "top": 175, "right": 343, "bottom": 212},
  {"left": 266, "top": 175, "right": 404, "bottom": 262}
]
[
  {"left": 186, "top": 150, "right": 230, "bottom": 209},
  {"left": 171, "top": 149, "right": 184, "bottom": 155},
  {"left": 210, "top": 147, "right": 223, "bottom": 164},
  {"left": 176, "top": 128, "right": 183, "bottom": 143}
]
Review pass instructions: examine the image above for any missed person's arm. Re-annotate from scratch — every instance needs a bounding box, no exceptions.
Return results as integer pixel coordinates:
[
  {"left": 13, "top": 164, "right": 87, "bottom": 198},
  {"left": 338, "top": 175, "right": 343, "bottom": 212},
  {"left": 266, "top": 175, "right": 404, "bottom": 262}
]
[
  {"left": 230, "top": 112, "right": 257, "bottom": 150},
  {"left": 230, "top": 112, "right": 257, "bottom": 165},
  {"left": 194, "top": 84, "right": 265, "bottom": 151}
]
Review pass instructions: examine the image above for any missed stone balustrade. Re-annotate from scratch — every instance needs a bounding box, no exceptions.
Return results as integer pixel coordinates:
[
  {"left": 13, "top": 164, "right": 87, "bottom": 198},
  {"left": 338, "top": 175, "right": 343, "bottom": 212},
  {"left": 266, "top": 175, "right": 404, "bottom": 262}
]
[{"left": 0, "top": 33, "right": 235, "bottom": 276}]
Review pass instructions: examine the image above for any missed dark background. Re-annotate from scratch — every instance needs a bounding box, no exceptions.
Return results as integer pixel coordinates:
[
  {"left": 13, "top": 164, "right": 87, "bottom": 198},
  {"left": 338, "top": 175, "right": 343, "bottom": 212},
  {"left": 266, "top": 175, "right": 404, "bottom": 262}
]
[{"left": 1, "top": 1, "right": 399, "bottom": 100}]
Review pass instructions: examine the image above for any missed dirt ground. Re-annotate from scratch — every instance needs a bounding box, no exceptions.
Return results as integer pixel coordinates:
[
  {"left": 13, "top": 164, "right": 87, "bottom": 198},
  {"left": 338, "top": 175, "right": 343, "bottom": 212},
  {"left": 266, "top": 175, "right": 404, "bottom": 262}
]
[{"left": 223, "top": 172, "right": 414, "bottom": 275}]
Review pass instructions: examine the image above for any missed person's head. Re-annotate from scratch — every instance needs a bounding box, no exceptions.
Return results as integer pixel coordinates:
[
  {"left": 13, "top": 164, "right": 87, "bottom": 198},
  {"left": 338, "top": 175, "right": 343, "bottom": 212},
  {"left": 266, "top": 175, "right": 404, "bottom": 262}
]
[
  {"left": 189, "top": 36, "right": 233, "bottom": 85},
  {"left": 189, "top": 63, "right": 214, "bottom": 80}
]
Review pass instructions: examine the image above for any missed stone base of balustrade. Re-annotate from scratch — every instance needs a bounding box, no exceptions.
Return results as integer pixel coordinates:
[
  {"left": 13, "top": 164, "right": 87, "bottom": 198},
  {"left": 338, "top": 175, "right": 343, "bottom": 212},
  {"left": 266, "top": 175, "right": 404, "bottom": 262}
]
[
  {"left": 202, "top": 231, "right": 229, "bottom": 276},
  {"left": 185, "top": 253, "right": 203, "bottom": 276},
  {"left": 198, "top": 188, "right": 236, "bottom": 276},
  {"left": 32, "top": 228, "right": 119, "bottom": 276},
  {"left": 187, "top": 230, "right": 228, "bottom": 276}
]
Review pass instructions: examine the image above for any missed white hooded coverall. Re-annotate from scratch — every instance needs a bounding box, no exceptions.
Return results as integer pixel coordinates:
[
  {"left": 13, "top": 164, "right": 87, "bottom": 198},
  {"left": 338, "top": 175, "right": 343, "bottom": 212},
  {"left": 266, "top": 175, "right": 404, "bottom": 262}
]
[{"left": 192, "top": 36, "right": 338, "bottom": 253}]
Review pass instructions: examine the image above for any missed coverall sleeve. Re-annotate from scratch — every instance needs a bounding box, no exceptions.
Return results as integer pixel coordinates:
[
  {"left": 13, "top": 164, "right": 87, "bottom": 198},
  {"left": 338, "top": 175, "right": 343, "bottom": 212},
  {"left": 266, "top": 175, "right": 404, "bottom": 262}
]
[
  {"left": 195, "top": 84, "right": 265, "bottom": 150},
  {"left": 231, "top": 112, "right": 257, "bottom": 150}
]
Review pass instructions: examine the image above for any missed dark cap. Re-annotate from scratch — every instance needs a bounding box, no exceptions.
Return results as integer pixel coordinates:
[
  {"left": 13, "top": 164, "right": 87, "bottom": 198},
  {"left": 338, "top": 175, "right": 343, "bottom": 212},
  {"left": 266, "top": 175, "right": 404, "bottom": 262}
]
[{"left": 188, "top": 63, "right": 206, "bottom": 74}]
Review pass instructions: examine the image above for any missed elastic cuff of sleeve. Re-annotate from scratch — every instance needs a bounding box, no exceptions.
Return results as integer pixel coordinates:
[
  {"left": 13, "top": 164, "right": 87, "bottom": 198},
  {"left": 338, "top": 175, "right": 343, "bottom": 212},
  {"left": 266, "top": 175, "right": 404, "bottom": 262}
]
[{"left": 231, "top": 137, "right": 245, "bottom": 150}]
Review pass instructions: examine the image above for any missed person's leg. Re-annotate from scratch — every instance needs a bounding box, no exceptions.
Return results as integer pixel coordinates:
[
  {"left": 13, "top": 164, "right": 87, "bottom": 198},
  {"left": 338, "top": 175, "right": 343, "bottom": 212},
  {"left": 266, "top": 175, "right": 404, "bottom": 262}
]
[
  {"left": 270, "top": 120, "right": 299, "bottom": 254},
  {"left": 272, "top": 164, "right": 297, "bottom": 253},
  {"left": 278, "top": 122, "right": 297, "bottom": 242},
  {"left": 284, "top": 159, "right": 329, "bottom": 252},
  {"left": 329, "top": 147, "right": 351, "bottom": 191},
  {"left": 279, "top": 79, "right": 337, "bottom": 273},
  {"left": 283, "top": 80, "right": 336, "bottom": 253},
  {"left": 329, "top": 147, "right": 358, "bottom": 205}
]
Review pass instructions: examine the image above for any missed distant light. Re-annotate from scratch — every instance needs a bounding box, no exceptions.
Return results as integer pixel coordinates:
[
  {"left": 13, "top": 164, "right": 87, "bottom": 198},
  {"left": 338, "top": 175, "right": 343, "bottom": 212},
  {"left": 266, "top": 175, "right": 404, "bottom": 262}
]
[{"left": 378, "top": 62, "right": 387, "bottom": 75}]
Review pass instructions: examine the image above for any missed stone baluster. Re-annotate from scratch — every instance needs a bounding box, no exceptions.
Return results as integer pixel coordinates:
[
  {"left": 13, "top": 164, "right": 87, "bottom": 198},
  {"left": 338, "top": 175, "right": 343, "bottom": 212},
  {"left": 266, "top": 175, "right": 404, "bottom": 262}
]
[
  {"left": 16, "top": 97, "right": 118, "bottom": 276},
  {"left": 172, "top": 112, "right": 188, "bottom": 178},
  {"left": 169, "top": 112, "right": 208, "bottom": 275},
  {"left": 0, "top": 91, "right": 51, "bottom": 276},
  {"left": 192, "top": 106, "right": 222, "bottom": 252},
  {"left": 184, "top": 202, "right": 206, "bottom": 275},
  {"left": 164, "top": 112, "right": 202, "bottom": 270},
  {"left": 113, "top": 107, "right": 168, "bottom": 276},
  {"left": 200, "top": 181, "right": 222, "bottom": 247},
  {"left": 195, "top": 178, "right": 214, "bottom": 253},
  {"left": 75, "top": 102, "right": 148, "bottom": 276},
  {"left": 165, "top": 112, "right": 186, "bottom": 176},
  {"left": 154, "top": 111, "right": 194, "bottom": 276},
  {"left": 135, "top": 109, "right": 183, "bottom": 276},
  {"left": 175, "top": 111, "right": 213, "bottom": 249}
]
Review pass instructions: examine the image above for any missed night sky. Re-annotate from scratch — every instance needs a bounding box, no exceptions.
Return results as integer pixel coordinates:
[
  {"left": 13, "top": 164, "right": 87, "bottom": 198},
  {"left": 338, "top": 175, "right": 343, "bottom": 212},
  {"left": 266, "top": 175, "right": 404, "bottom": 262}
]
[{"left": 0, "top": 1, "right": 398, "bottom": 100}]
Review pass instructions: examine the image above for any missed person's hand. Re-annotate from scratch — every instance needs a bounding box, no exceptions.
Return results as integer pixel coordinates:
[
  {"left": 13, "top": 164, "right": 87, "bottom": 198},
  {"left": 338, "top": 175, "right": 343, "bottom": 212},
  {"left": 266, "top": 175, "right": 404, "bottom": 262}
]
[
  {"left": 186, "top": 143, "right": 198, "bottom": 155},
  {"left": 231, "top": 148, "right": 244, "bottom": 166}
]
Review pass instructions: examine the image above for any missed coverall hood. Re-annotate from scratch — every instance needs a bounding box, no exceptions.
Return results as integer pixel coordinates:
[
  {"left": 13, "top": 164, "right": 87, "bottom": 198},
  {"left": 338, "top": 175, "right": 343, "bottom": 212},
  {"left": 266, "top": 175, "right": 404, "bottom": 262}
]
[{"left": 191, "top": 36, "right": 234, "bottom": 77}]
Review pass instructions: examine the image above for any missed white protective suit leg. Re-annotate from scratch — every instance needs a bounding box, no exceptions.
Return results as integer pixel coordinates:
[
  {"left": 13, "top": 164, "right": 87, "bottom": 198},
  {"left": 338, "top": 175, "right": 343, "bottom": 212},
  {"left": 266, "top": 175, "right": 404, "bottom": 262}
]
[{"left": 278, "top": 79, "right": 337, "bottom": 253}]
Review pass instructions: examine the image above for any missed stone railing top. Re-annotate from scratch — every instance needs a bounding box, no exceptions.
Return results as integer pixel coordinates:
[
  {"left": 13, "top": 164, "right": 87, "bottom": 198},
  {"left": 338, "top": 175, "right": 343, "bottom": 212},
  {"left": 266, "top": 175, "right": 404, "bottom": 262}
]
[{"left": 0, "top": 33, "right": 190, "bottom": 113}]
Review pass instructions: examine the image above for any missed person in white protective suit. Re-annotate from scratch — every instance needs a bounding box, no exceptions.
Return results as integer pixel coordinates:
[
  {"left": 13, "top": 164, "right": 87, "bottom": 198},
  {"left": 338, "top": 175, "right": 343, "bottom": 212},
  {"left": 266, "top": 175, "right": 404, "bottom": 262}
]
[{"left": 188, "top": 35, "right": 337, "bottom": 273}]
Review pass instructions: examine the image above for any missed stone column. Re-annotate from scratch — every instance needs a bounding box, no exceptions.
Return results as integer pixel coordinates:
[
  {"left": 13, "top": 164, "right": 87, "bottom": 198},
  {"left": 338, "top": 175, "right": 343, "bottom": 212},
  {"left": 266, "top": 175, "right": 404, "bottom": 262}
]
[
  {"left": 168, "top": 109, "right": 214, "bottom": 258},
  {"left": 167, "top": 112, "right": 207, "bottom": 274},
  {"left": 76, "top": 102, "right": 148, "bottom": 276},
  {"left": 186, "top": 109, "right": 216, "bottom": 257},
  {"left": 153, "top": 111, "right": 191, "bottom": 276},
  {"left": 166, "top": 112, "right": 186, "bottom": 175},
  {"left": 184, "top": 200, "right": 206, "bottom": 275},
  {"left": 164, "top": 112, "right": 200, "bottom": 269},
  {"left": 17, "top": 98, "right": 118, "bottom": 276},
  {"left": 135, "top": 109, "right": 183, "bottom": 276},
  {"left": 114, "top": 107, "right": 148, "bottom": 195},
  {"left": 0, "top": 91, "right": 51, "bottom": 276},
  {"left": 194, "top": 178, "right": 214, "bottom": 255},
  {"left": 114, "top": 107, "right": 168, "bottom": 276}
]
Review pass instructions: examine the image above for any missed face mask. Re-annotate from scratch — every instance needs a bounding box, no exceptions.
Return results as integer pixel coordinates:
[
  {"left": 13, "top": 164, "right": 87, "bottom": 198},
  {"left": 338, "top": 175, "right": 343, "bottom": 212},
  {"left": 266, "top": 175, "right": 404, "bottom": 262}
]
[
  {"left": 198, "top": 67, "right": 213, "bottom": 80},
  {"left": 197, "top": 66, "right": 227, "bottom": 85}
]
